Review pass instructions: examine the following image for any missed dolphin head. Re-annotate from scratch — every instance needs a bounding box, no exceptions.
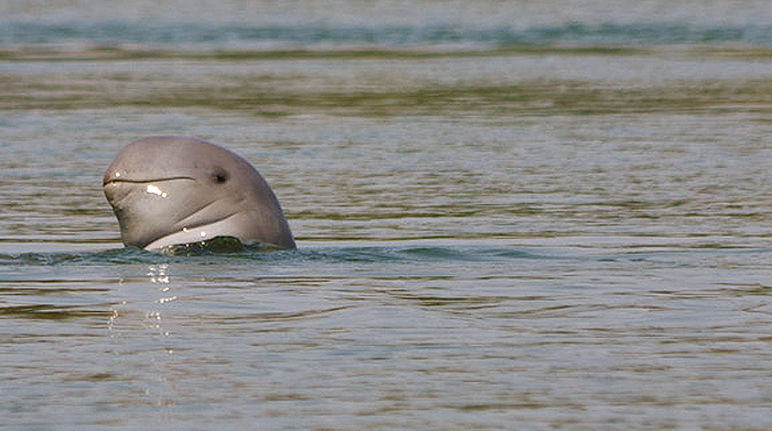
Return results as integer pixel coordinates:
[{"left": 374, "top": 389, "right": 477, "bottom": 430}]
[{"left": 103, "top": 136, "right": 295, "bottom": 250}]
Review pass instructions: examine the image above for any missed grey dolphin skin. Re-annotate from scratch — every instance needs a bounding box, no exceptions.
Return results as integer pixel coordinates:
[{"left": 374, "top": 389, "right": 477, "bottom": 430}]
[{"left": 103, "top": 136, "right": 295, "bottom": 251}]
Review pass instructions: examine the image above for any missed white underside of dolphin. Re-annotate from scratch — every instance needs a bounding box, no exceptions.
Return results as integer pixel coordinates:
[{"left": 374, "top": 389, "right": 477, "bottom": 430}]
[{"left": 143, "top": 210, "right": 243, "bottom": 250}]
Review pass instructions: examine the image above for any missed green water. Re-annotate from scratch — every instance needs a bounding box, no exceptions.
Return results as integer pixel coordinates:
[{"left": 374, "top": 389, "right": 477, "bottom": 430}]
[{"left": 4, "top": 2, "right": 772, "bottom": 429}]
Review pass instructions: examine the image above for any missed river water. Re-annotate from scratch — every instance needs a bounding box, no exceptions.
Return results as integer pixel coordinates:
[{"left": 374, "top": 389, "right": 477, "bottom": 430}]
[{"left": 3, "top": 1, "right": 772, "bottom": 429}]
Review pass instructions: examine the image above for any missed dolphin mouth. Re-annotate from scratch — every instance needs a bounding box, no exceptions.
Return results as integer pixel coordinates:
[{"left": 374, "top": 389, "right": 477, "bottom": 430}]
[
  {"left": 102, "top": 176, "right": 198, "bottom": 208},
  {"left": 103, "top": 176, "right": 196, "bottom": 187}
]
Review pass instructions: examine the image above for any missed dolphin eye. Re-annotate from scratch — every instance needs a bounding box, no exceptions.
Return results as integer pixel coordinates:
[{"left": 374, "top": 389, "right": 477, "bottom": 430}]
[{"left": 211, "top": 168, "right": 229, "bottom": 184}]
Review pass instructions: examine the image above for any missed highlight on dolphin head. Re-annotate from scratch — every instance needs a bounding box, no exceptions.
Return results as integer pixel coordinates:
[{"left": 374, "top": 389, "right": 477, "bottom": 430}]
[{"left": 103, "top": 136, "right": 295, "bottom": 251}]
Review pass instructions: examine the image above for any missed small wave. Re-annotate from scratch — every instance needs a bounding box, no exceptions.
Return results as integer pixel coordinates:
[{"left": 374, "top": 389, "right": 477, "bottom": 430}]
[
  {"left": 3, "top": 21, "right": 772, "bottom": 48},
  {"left": 0, "top": 247, "right": 157, "bottom": 266},
  {"left": 0, "top": 244, "right": 551, "bottom": 267},
  {"left": 0, "top": 303, "right": 113, "bottom": 321}
]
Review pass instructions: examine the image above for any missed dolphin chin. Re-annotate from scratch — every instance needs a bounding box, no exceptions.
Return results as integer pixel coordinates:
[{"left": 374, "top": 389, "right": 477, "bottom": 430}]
[
  {"left": 143, "top": 212, "right": 247, "bottom": 250},
  {"left": 103, "top": 136, "right": 296, "bottom": 251}
]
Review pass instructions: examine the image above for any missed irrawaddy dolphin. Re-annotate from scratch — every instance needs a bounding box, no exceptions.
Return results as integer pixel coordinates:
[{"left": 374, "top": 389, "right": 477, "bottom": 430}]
[{"left": 103, "top": 136, "right": 295, "bottom": 251}]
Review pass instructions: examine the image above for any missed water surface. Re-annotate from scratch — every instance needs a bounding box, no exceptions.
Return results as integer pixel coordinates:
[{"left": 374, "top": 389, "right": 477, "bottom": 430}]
[{"left": 3, "top": 1, "right": 772, "bottom": 429}]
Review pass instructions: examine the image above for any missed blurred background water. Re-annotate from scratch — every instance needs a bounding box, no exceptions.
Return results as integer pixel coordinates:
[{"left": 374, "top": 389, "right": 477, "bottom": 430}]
[{"left": 3, "top": 1, "right": 772, "bottom": 429}]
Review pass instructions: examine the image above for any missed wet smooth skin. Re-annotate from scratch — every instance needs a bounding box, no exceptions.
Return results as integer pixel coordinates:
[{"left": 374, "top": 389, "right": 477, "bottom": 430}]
[{"left": 103, "top": 137, "right": 295, "bottom": 250}]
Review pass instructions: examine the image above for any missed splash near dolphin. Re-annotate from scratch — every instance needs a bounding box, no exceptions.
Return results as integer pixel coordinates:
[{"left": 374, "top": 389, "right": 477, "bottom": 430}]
[{"left": 103, "top": 137, "right": 295, "bottom": 251}]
